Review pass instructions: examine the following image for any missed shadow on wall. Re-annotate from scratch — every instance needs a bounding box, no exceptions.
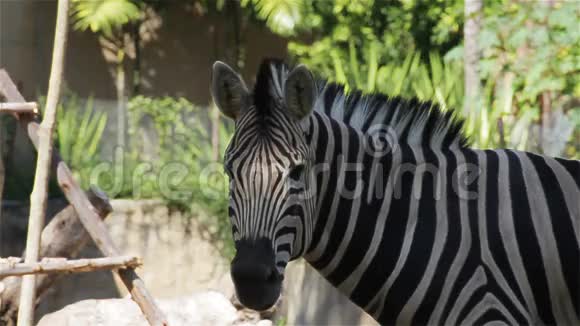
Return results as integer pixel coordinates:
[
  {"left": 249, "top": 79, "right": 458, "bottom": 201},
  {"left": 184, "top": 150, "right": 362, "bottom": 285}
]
[{"left": 284, "top": 261, "right": 378, "bottom": 326}]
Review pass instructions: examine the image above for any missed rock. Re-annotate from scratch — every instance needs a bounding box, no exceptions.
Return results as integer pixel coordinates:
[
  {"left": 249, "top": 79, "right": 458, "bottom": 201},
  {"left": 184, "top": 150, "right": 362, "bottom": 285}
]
[
  {"left": 36, "top": 290, "right": 254, "bottom": 326},
  {"left": 236, "top": 320, "right": 273, "bottom": 326},
  {"left": 36, "top": 298, "right": 145, "bottom": 326},
  {"left": 158, "top": 291, "right": 237, "bottom": 325}
]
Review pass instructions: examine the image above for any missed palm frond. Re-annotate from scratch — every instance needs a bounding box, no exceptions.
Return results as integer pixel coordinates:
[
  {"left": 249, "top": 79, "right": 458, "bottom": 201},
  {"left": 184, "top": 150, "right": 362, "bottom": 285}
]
[
  {"left": 243, "top": 0, "right": 303, "bottom": 36},
  {"left": 71, "top": 0, "right": 142, "bottom": 36}
]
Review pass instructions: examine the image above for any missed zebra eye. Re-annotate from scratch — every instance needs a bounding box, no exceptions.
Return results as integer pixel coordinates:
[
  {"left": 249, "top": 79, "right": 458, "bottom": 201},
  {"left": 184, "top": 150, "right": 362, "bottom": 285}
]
[{"left": 288, "top": 165, "right": 305, "bottom": 180}]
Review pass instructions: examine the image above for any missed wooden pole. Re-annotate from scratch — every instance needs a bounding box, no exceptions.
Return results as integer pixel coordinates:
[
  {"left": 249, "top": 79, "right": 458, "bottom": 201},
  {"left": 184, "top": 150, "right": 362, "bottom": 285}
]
[
  {"left": 17, "top": 0, "right": 69, "bottom": 324},
  {"left": 0, "top": 256, "right": 141, "bottom": 278}
]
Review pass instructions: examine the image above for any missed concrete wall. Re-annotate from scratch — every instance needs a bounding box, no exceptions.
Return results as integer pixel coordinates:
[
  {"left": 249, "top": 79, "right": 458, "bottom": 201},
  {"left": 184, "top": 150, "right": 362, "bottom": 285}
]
[{"left": 1, "top": 199, "right": 376, "bottom": 325}]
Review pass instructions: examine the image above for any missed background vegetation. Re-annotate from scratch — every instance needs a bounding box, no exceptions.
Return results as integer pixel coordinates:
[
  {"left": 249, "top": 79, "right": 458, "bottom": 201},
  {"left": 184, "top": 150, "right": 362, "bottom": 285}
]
[
  {"left": 290, "top": 1, "right": 578, "bottom": 155},
  {"left": 2, "top": 0, "right": 578, "bottom": 258}
]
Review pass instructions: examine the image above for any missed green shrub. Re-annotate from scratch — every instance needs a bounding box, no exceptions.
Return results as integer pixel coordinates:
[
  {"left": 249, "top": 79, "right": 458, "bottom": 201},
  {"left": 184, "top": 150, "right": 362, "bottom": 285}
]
[
  {"left": 295, "top": 38, "right": 578, "bottom": 158},
  {"left": 2, "top": 93, "right": 107, "bottom": 200},
  {"left": 55, "top": 95, "right": 108, "bottom": 189},
  {"left": 289, "top": 1, "right": 579, "bottom": 159},
  {"left": 111, "top": 96, "right": 236, "bottom": 258}
]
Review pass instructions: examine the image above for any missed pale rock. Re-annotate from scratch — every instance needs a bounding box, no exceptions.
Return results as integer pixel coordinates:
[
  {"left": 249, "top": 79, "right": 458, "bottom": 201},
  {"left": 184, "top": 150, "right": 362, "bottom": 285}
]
[{"left": 36, "top": 290, "right": 248, "bottom": 326}]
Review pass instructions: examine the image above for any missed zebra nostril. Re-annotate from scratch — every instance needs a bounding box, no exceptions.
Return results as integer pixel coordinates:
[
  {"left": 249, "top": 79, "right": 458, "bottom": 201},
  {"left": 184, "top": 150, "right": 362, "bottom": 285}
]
[
  {"left": 256, "top": 263, "right": 278, "bottom": 282},
  {"left": 266, "top": 266, "right": 277, "bottom": 282}
]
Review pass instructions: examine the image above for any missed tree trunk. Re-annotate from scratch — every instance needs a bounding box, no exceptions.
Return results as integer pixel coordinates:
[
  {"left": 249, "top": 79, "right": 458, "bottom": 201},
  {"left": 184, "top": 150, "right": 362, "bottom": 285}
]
[
  {"left": 539, "top": 2, "right": 556, "bottom": 153},
  {"left": 463, "top": 0, "right": 482, "bottom": 114},
  {"left": 231, "top": 0, "right": 242, "bottom": 70},
  {"left": 116, "top": 51, "right": 127, "bottom": 151},
  {"left": 0, "top": 118, "right": 5, "bottom": 249},
  {"left": 209, "top": 7, "right": 221, "bottom": 162},
  {"left": 210, "top": 105, "right": 220, "bottom": 162},
  {"left": 132, "top": 22, "right": 142, "bottom": 95},
  {"left": 539, "top": 91, "right": 552, "bottom": 154},
  {"left": 97, "top": 35, "right": 128, "bottom": 152}
]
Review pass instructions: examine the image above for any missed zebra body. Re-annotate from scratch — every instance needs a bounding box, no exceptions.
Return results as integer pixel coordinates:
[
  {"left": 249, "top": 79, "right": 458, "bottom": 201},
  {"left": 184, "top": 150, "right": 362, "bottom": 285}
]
[
  {"left": 305, "top": 110, "right": 580, "bottom": 325},
  {"left": 211, "top": 59, "right": 580, "bottom": 325}
]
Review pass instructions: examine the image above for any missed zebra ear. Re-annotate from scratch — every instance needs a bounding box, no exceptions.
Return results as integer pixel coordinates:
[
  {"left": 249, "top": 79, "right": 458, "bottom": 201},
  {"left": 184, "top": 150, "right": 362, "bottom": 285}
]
[
  {"left": 284, "top": 64, "right": 316, "bottom": 120},
  {"left": 211, "top": 61, "right": 250, "bottom": 119}
]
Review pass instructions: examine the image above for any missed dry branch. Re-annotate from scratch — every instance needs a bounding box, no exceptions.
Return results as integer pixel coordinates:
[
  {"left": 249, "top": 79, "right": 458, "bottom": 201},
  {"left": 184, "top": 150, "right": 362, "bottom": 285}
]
[
  {"left": 0, "top": 102, "right": 38, "bottom": 114},
  {"left": 0, "top": 256, "right": 141, "bottom": 278},
  {"left": 17, "top": 0, "right": 69, "bottom": 324},
  {"left": 0, "top": 72, "right": 25, "bottom": 101},
  {"left": 0, "top": 188, "right": 112, "bottom": 325}
]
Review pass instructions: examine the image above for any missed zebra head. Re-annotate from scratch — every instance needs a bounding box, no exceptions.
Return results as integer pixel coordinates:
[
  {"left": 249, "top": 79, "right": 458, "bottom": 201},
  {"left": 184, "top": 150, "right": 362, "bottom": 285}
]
[{"left": 211, "top": 60, "right": 318, "bottom": 310}]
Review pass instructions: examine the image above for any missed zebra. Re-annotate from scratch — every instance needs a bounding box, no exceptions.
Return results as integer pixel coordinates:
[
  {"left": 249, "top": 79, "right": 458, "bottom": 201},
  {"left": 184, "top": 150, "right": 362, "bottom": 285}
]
[{"left": 210, "top": 58, "right": 580, "bottom": 325}]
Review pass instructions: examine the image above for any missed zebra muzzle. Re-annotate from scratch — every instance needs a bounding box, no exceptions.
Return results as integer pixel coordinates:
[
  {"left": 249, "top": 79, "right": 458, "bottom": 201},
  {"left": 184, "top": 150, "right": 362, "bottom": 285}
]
[{"left": 231, "top": 238, "right": 282, "bottom": 311}]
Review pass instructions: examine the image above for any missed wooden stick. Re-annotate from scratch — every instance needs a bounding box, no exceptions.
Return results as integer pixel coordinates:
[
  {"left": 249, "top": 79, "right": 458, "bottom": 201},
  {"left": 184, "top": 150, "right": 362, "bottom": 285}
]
[
  {"left": 0, "top": 256, "right": 141, "bottom": 278},
  {"left": 0, "top": 188, "right": 112, "bottom": 324},
  {"left": 17, "top": 0, "right": 69, "bottom": 324},
  {"left": 56, "top": 165, "right": 168, "bottom": 326},
  {"left": 0, "top": 74, "right": 24, "bottom": 102},
  {"left": 0, "top": 81, "right": 167, "bottom": 326},
  {"left": 0, "top": 102, "right": 38, "bottom": 114}
]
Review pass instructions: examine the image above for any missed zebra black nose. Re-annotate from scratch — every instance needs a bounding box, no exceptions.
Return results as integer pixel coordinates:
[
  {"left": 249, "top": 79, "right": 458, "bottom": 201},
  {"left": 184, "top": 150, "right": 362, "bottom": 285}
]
[
  {"left": 231, "top": 258, "right": 275, "bottom": 282},
  {"left": 231, "top": 238, "right": 282, "bottom": 311}
]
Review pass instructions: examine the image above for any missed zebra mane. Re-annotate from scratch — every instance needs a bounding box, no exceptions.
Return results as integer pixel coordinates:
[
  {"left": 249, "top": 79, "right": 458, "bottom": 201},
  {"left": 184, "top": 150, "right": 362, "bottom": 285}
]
[{"left": 253, "top": 58, "right": 470, "bottom": 149}]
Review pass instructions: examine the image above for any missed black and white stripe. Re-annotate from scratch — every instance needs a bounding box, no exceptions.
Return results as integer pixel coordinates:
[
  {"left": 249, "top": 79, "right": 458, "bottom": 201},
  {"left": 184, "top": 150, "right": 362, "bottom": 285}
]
[{"left": 221, "top": 59, "right": 580, "bottom": 325}]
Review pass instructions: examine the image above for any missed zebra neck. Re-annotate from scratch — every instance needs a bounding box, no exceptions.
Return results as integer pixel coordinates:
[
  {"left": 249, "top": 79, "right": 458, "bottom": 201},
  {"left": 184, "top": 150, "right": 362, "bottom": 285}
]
[
  {"left": 302, "top": 111, "right": 438, "bottom": 316},
  {"left": 304, "top": 110, "right": 396, "bottom": 257}
]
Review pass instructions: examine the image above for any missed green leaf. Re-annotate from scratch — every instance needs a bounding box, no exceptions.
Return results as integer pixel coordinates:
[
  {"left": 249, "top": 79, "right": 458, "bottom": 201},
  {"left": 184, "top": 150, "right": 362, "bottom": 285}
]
[
  {"left": 366, "top": 41, "right": 378, "bottom": 92},
  {"left": 507, "top": 28, "right": 529, "bottom": 49},
  {"left": 479, "top": 29, "right": 500, "bottom": 49},
  {"left": 330, "top": 49, "right": 347, "bottom": 86},
  {"left": 246, "top": 0, "right": 304, "bottom": 36},
  {"left": 348, "top": 39, "right": 362, "bottom": 89},
  {"left": 548, "top": 6, "right": 577, "bottom": 29},
  {"left": 71, "top": 0, "right": 142, "bottom": 37}
]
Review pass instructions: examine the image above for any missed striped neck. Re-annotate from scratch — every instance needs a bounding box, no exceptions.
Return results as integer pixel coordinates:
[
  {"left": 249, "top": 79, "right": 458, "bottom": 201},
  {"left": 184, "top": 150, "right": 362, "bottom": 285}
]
[{"left": 301, "top": 109, "right": 443, "bottom": 319}]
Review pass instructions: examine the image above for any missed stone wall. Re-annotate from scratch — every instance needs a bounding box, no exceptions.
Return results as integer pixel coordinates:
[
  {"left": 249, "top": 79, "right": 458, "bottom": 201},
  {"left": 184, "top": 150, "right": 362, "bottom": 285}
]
[{"left": 1, "top": 199, "right": 376, "bottom": 325}]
